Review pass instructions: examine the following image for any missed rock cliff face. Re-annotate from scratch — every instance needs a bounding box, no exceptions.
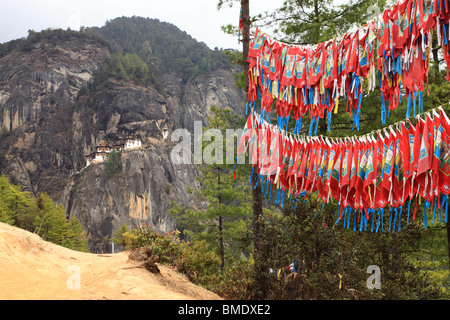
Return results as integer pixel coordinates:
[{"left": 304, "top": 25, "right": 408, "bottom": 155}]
[
  {"left": 0, "top": 31, "right": 245, "bottom": 252},
  {"left": 60, "top": 147, "right": 200, "bottom": 252},
  {"left": 0, "top": 35, "right": 110, "bottom": 198}
]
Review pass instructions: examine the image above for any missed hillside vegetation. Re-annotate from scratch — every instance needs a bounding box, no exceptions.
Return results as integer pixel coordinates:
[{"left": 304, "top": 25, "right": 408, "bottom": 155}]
[
  {"left": 86, "top": 16, "right": 231, "bottom": 82},
  {"left": 0, "top": 175, "right": 89, "bottom": 252}
]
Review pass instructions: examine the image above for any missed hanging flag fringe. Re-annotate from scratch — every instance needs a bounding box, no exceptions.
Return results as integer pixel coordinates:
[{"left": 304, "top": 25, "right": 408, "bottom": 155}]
[
  {"left": 238, "top": 0, "right": 243, "bottom": 44},
  {"left": 246, "top": 0, "right": 450, "bottom": 130},
  {"left": 268, "top": 260, "right": 298, "bottom": 278},
  {"left": 236, "top": 104, "right": 450, "bottom": 232}
]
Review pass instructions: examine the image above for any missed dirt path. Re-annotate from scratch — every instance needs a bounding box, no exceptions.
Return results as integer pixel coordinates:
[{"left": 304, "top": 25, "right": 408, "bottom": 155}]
[{"left": 0, "top": 222, "right": 221, "bottom": 300}]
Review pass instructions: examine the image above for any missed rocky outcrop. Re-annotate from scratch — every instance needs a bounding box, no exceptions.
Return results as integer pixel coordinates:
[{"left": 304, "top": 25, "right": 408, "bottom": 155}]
[
  {"left": 60, "top": 68, "right": 244, "bottom": 252},
  {"left": 0, "top": 34, "right": 110, "bottom": 197},
  {"left": 60, "top": 146, "right": 200, "bottom": 252},
  {"left": 163, "top": 69, "right": 245, "bottom": 132},
  {"left": 0, "top": 30, "right": 246, "bottom": 252}
]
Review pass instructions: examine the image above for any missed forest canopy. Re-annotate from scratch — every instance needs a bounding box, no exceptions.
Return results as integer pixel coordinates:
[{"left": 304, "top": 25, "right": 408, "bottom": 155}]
[
  {"left": 85, "top": 16, "right": 232, "bottom": 82},
  {"left": 0, "top": 175, "right": 89, "bottom": 252}
]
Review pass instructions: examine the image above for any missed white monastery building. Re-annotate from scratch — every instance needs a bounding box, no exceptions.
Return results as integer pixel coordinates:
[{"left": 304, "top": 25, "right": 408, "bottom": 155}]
[{"left": 84, "top": 137, "right": 142, "bottom": 167}]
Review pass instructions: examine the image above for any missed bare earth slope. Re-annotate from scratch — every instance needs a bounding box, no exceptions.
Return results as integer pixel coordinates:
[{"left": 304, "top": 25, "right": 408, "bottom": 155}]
[{"left": 0, "top": 222, "right": 221, "bottom": 300}]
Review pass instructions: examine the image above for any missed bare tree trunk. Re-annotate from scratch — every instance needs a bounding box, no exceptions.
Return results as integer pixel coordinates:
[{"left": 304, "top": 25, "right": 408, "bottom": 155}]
[
  {"left": 432, "top": 30, "right": 442, "bottom": 84},
  {"left": 241, "top": 0, "right": 263, "bottom": 262},
  {"left": 218, "top": 215, "right": 225, "bottom": 268},
  {"left": 218, "top": 168, "right": 225, "bottom": 269}
]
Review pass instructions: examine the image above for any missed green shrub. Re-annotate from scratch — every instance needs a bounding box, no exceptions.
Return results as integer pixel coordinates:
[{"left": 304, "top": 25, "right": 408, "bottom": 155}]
[
  {"left": 177, "top": 240, "right": 221, "bottom": 288},
  {"left": 102, "top": 150, "right": 121, "bottom": 181},
  {"left": 122, "top": 224, "right": 223, "bottom": 291},
  {"left": 123, "top": 224, "right": 180, "bottom": 262},
  {"left": 122, "top": 223, "right": 255, "bottom": 299},
  {"left": 211, "top": 256, "right": 253, "bottom": 300}
]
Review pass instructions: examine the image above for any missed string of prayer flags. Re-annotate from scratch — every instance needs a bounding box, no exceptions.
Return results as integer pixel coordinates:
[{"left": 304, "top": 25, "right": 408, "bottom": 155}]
[
  {"left": 247, "top": 0, "right": 450, "bottom": 132},
  {"left": 238, "top": 0, "right": 244, "bottom": 43},
  {"left": 268, "top": 261, "right": 298, "bottom": 278},
  {"left": 236, "top": 104, "right": 450, "bottom": 231}
]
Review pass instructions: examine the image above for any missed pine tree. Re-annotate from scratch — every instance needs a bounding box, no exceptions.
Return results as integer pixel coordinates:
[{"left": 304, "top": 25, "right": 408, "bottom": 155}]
[
  {"left": 66, "top": 217, "right": 90, "bottom": 252},
  {"left": 112, "top": 223, "right": 130, "bottom": 248},
  {"left": 34, "top": 193, "right": 89, "bottom": 251},
  {"left": 35, "top": 193, "right": 68, "bottom": 245},
  {"left": 259, "top": 0, "right": 385, "bottom": 44},
  {"left": 0, "top": 174, "right": 37, "bottom": 226},
  {"left": 218, "top": 0, "right": 267, "bottom": 287},
  {"left": 0, "top": 175, "right": 89, "bottom": 252},
  {"left": 171, "top": 106, "right": 252, "bottom": 269},
  {"left": 103, "top": 150, "right": 122, "bottom": 181},
  {"left": 0, "top": 194, "right": 9, "bottom": 224}
]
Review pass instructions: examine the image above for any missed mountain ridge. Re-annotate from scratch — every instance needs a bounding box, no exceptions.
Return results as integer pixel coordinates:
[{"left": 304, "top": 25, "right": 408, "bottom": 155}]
[{"left": 86, "top": 16, "right": 232, "bottom": 82}]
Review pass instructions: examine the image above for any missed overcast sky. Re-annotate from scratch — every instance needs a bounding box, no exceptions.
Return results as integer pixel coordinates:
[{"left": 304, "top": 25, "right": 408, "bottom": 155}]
[{"left": 0, "top": 0, "right": 281, "bottom": 50}]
